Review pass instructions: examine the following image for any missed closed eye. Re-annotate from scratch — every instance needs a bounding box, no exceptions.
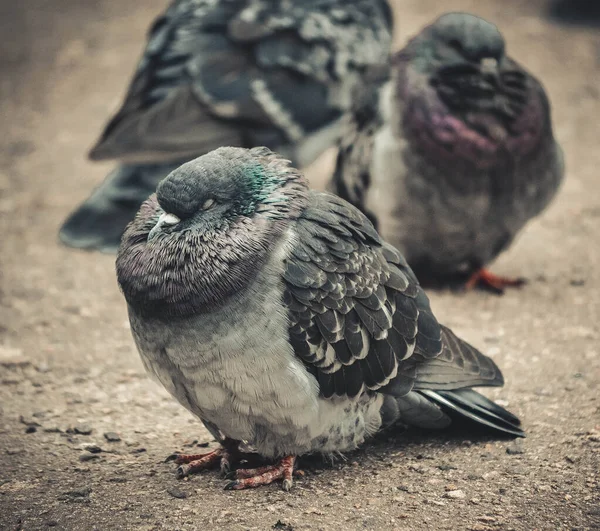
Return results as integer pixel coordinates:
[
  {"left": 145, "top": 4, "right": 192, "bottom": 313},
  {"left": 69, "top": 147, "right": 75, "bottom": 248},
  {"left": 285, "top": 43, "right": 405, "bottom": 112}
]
[{"left": 448, "top": 38, "right": 463, "bottom": 52}]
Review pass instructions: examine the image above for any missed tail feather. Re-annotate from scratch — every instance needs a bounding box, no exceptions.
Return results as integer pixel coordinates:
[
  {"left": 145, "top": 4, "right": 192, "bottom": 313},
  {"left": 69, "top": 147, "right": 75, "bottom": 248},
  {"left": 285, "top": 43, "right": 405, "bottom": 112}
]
[
  {"left": 418, "top": 388, "right": 525, "bottom": 438},
  {"left": 89, "top": 86, "right": 246, "bottom": 163}
]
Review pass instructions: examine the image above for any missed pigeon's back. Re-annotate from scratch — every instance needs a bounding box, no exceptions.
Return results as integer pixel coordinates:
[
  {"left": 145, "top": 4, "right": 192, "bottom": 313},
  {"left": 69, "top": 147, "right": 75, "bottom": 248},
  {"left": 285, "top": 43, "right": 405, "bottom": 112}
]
[{"left": 89, "top": 0, "right": 394, "bottom": 168}]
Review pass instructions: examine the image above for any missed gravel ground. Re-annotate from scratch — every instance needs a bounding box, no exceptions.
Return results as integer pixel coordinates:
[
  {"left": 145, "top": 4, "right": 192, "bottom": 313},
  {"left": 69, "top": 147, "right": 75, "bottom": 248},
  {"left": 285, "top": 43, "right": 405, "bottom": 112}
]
[{"left": 1, "top": 0, "right": 599, "bottom": 530}]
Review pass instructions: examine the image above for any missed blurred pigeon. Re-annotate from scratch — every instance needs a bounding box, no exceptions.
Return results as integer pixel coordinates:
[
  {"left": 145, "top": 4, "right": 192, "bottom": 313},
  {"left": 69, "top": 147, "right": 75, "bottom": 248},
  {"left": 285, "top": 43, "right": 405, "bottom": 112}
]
[
  {"left": 116, "top": 146, "right": 524, "bottom": 491},
  {"left": 331, "top": 13, "right": 564, "bottom": 293},
  {"left": 60, "top": 163, "right": 184, "bottom": 253},
  {"left": 60, "top": 0, "right": 394, "bottom": 253}
]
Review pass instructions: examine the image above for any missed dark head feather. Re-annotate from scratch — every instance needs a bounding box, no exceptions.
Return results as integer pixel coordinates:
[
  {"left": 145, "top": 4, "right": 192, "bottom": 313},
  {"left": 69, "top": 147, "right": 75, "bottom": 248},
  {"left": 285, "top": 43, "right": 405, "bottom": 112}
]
[
  {"left": 394, "top": 12, "right": 547, "bottom": 168},
  {"left": 116, "top": 147, "right": 308, "bottom": 319},
  {"left": 427, "top": 13, "right": 505, "bottom": 62}
]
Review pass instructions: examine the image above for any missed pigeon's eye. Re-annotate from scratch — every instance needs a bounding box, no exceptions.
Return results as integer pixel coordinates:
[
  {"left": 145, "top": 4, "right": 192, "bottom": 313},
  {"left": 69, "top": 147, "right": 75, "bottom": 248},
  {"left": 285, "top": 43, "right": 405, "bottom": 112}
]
[
  {"left": 201, "top": 198, "right": 216, "bottom": 211},
  {"left": 448, "top": 39, "right": 463, "bottom": 52}
]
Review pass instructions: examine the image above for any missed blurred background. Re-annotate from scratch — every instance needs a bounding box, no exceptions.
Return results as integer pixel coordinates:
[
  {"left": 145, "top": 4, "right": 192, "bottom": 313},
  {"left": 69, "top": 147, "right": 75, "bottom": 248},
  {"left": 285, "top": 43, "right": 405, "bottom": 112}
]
[{"left": 0, "top": 1, "right": 599, "bottom": 529}]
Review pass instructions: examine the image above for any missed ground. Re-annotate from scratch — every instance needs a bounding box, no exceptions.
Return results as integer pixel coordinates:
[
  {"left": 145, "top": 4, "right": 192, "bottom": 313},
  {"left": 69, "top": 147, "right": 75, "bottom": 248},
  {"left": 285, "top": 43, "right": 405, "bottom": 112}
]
[{"left": 0, "top": 0, "right": 599, "bottom": 530}]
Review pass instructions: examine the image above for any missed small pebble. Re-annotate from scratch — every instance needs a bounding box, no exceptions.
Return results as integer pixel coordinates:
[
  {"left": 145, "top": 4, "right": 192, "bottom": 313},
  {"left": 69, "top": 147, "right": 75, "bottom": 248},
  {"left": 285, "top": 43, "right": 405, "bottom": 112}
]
[
  {"left": 79, "top": 452, "right": 99, "bottom": 462},
  {"left": 25, "top": 426, "right": 37, "bottom": 434},
  {"left": 444, "top": 490, "right": 466, "bottom": 499},
  {"left": 438, "top": 464, "right": 457, "bottom": 471},
  {"left": 81, "top": 444, "right": 102, "bottom": 454},
  {"left": 167, "top": 487, "right": 188, "bottom": 499},
  {"left": 74, "top": 424, "right": 93, "bottom": 435},
  {"left": 506, "top": 440, "right": 525, "bottom": 455},
  {"left": 130, "top": 448, "right": 147, "bottom": 454},
  {"left": 425, "top": 499, "right": 446, "bottom": 506},
  {"left": 62, "top": 487, "right": 91, "bottom": 498},
  {"left": 273, "top": 520, "right": 293, "bottom": 530},
  {"left": 20, "top": 415, "right": 41, "bottom": 427},
  {"left": 398, "top": 484, "right": 418, "bottom": 494},
  {"left": 36, "top": 362, "right": 51, "bottom": 373},
  {"left": 104, "top": 432, "right": 121, "bottom": 443},
  {"left": 0, "top": 348, "right": 30, "bottom": 368}
]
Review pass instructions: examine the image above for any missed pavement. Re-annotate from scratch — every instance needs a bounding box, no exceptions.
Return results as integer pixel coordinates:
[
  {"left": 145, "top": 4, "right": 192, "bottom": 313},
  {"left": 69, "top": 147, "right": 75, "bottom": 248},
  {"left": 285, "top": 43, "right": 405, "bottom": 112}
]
[{"left": 0, "top": 0, "right": 599, "bottom": 529}]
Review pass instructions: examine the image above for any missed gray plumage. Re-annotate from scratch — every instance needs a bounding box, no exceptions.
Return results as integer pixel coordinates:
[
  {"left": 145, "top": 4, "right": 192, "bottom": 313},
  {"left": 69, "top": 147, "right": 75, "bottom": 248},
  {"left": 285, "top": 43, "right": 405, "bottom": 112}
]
[
  {"left": 91, "top": 0, "right": 394, "bottom": 168},
  {"left": 61, "top": 0, "right": 393, "bottom": 253},
  {"left": 116, "top": 146, "right": 523, "bottom": 489},
  {"left": 331, "top": 12, "right": 564, "bottom": 285}
]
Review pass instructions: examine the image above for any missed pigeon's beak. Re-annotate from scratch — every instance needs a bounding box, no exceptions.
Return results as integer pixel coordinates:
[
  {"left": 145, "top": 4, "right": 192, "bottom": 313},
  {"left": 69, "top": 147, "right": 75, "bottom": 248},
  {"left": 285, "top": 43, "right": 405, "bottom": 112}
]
[
  {"left": 480, "top": 57, "right": 500, "bottom": 85},
  {"left": 148, "top": 212, "right": 181, "bottom": 242}
]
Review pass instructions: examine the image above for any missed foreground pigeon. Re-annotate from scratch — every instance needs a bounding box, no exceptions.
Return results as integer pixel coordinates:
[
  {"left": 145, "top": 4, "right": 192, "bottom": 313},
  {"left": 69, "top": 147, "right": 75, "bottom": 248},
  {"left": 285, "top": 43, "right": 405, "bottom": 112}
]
[
  {"left": 60, "top": 0, "right": 393, "bottom": 253},
  {"left": 331, "top": 12, "right": 564, "bottom": 293},
  {"left": 116, "top": 146, "right": 524, "bottom": 491}
]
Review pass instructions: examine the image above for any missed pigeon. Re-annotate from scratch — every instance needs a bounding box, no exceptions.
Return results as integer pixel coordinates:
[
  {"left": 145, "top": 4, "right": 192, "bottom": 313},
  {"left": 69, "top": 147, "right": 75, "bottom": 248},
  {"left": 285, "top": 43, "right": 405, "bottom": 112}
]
[
  {"left": 59, "top": 0, "right": 394, "bottom": 253},
  {"left": 330, "top": 12, "right": 564, "bottom": 293},
  {"left": 116, "top": 146, "right": 524, "bottom": 491}
]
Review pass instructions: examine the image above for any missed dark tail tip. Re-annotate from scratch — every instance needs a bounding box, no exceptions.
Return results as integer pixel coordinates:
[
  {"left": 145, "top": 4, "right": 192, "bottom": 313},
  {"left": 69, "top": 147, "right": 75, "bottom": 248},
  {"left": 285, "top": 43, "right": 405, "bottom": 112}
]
[
  {"left": 419, "top": 388, "right": 525, "bottom": 438},
  {"left": 89, "top": 142, "right": 110, "bottom": 161}
]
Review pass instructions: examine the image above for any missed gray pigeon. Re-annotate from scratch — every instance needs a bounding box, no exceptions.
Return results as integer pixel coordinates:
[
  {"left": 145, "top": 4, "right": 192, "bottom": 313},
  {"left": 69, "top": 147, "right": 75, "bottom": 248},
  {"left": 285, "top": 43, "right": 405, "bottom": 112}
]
[
  {"left": 60, "top": 0, "right": 393, "bottom": 253},
  {"left": 116, "top": 146, "right": 523, "bottom": 491},
  {"left": 331, "top": 12, "right": 564, "bottom": 293}
]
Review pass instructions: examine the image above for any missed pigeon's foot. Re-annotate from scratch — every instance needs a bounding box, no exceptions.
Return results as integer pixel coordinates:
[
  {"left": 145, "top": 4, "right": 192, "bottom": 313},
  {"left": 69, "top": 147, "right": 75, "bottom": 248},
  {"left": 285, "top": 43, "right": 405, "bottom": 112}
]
[
  {"left": 465, "top": 268, "right": 527, "bottom": 295},
  {"left": 173, "top": 448, "right": 229, "bottom": 478},
  {"left": 224, "top": 455, "right": 299, "bottom": 491},
  {"left": 169, "top": 439, "right": 242, "bottom": 478}
]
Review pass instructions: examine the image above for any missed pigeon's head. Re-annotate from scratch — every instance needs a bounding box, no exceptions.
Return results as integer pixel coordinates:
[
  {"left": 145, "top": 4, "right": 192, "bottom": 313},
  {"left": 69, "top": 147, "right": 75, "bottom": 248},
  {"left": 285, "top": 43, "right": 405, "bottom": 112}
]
[
  {"left": 425, "top": 13, "right": 505, "bottom": 65},
  {"left": 396, "top": 13, "right": 541, "bottom": 167},
  {"left": 116, "top": 147, "right": 307, "bottom": 318},
  {"left": 403, "top": 13, "right": 506, "bottom": 85}
]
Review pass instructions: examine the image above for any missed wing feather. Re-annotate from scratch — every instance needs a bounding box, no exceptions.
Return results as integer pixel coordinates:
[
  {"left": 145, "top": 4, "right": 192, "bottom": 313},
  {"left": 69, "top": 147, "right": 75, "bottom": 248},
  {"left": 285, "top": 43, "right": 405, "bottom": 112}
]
[
  {"left": 285, "top": 191, "right": 505, "bottom": 400},
  {"left": 90, "top": 0, "right": 393, "bottom": 165}
]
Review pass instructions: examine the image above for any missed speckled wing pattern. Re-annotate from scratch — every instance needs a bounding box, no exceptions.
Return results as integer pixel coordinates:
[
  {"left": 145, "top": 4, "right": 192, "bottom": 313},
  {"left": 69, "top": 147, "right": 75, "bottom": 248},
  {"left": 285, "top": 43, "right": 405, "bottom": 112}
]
[
  {"left": 329, "top": 68, "right": 389, "bottom": 227},
  {"left": 90, "top": 0, "right": 393, "bottom": 164},
  {"left": 284, "top": 192, "right": 503, "bottom": 400}
]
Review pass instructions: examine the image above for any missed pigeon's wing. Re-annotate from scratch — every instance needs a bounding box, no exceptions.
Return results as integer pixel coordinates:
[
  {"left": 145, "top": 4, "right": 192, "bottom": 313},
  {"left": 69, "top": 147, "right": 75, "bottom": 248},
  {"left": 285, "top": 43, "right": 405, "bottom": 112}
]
[
  {"left": 227, "top": 0, "right": 394, "bottom": 164},
  {"left": 90, "top": 0, "right": 250, "bottom": 162},
  {"left": 284, "top": 191, "right": 504, "bottom": 399},
  {"left": 329, "top": 69, "right": 388, "bottom": 226},
  {"left": 90, "top": 0, "right": 393, "bottom": 165}
]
